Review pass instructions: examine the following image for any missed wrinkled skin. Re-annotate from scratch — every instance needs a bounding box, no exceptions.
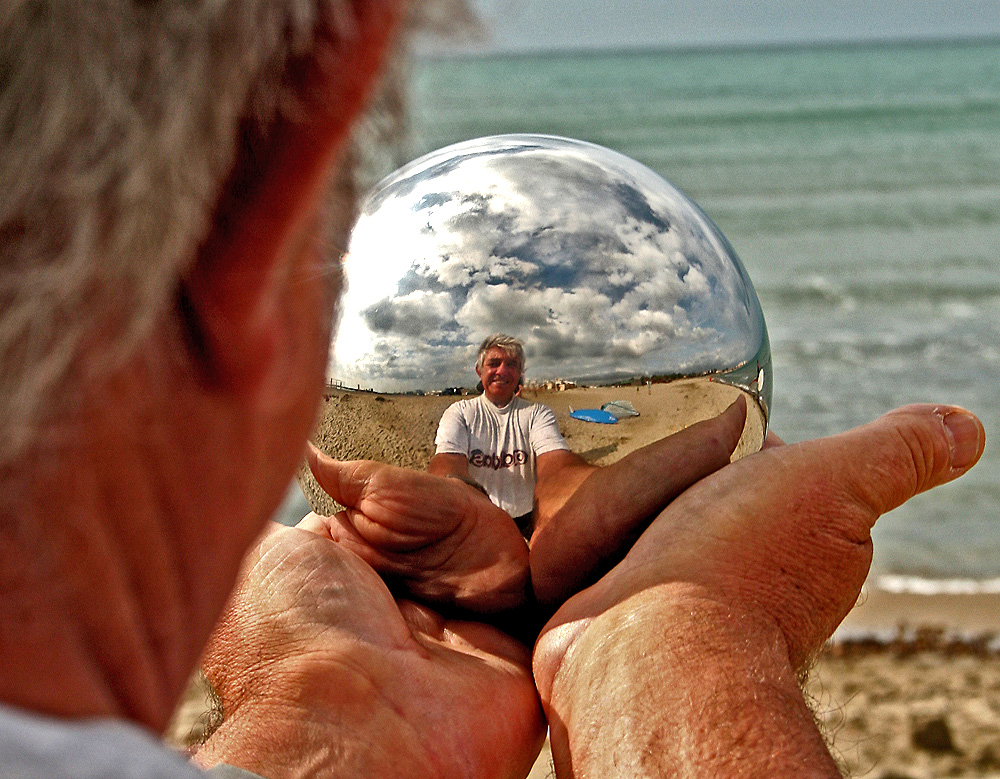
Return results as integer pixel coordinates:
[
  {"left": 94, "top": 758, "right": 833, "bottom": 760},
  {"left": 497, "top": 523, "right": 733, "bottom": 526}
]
[
  {"left": 535, "top": 403, "right": 987, "bottom": 694},
  {"left": 305, "top": 444, "right": 531, "bottom": 613},
  {"left": 198, "top": 522, "right": 545, "bottom": 779}
]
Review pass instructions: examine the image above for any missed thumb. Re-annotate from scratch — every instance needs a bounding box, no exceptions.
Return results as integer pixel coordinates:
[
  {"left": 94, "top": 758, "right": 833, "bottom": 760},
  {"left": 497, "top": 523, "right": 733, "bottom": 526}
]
[
  {"left": 834, "top": 404, "right": 984, "bottom": 518},
  {"left": 306, "top": 443, "right": 374, "bottom": 510}
]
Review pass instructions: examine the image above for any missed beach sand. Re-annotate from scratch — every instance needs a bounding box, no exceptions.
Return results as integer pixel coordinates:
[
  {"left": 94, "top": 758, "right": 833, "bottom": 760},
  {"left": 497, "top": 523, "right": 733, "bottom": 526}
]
[
  {"left": 298, "top": 379, "right": 763, "bottom": 516},
  {"left": 167, "top": 383, "right": 1000, "bottom": 778}
]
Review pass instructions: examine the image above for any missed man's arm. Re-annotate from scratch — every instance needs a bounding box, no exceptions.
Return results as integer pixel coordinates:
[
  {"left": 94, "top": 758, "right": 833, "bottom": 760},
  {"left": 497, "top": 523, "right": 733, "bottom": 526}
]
[
  {"left": 534, "top": 404, "right": 985, "bottom": 777},
  {"left": 428, "top": 452, "right": 472, "bottom": 479}
]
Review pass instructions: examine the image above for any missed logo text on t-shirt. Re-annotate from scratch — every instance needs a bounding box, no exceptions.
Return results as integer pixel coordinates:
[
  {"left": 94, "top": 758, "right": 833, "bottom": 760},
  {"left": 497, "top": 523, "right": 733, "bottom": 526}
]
[{"left": 469, "top": 449, "right": 529, "bottom": 470}]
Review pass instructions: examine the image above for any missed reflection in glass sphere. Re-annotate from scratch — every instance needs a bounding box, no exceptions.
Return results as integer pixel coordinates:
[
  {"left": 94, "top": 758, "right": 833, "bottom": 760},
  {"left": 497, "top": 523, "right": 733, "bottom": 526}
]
[{"left": 324, "top": 134, "right": 771, "bottom": 472}]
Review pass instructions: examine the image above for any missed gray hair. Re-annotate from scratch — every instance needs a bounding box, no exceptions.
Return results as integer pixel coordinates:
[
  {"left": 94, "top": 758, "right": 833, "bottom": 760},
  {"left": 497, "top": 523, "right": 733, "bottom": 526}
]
[
  {"left": 476, "top": 334, "right": 525, "bottom": 372},
  {"left": 0, "top": 0, "right": 358, "bottom": 464}
]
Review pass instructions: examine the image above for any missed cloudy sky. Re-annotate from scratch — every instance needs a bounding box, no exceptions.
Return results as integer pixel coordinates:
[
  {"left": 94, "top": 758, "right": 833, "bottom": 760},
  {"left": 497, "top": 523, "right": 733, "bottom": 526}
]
[
  {"left": 333, "top": 136, "right": 767, "bottom": 392},
  {"left": 428, "top": 0, "right": 1000, "bottom": 54}
]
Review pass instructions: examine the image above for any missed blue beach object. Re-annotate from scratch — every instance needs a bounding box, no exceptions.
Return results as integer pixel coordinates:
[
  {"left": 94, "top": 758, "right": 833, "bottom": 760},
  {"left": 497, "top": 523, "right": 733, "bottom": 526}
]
[{"left": 569, "top": 408, "right": 618, "bottom": 425}]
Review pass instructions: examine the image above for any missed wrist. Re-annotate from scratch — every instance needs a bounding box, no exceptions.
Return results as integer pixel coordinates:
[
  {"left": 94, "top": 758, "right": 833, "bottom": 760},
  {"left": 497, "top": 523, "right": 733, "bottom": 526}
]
[
  {"left": 536, "top": 584, "right": 840, "bottom": 778},
  {"left": 444, "top": 473, "right": 490, "bottom": 498},
  {"left": 194, "top": 658, "right": 410, "bottom": 778},
  {"left": 193, "top": 669, "right": 359, "bottom": 777},
  {"left": 193, "top": 700, "right": 320, "bottom": 778}
]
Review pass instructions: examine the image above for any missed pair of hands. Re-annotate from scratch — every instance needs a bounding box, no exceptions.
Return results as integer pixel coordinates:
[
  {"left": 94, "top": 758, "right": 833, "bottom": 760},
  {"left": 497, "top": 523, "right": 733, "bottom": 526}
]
[{"left": 197, "top": 401, "right": 984, "bottom": 779}]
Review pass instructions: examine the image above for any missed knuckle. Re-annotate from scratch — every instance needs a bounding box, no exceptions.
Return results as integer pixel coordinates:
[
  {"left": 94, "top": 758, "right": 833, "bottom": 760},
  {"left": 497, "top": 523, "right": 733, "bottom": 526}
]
[{"left": 887, "top": 420, "right": 945, "bottom": 495}]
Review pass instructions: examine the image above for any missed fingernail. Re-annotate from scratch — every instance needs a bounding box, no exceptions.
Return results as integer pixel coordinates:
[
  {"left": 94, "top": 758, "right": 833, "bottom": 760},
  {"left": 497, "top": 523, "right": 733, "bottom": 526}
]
[{"left": 943, "top": 410, "right": 983, "bottom": 470}]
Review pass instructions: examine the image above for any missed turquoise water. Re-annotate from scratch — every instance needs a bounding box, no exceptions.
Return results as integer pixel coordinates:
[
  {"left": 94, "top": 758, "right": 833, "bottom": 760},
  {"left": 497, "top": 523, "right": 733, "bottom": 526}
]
[{"left": 408, "top": 40, "right": 1000, "bottom": 585}]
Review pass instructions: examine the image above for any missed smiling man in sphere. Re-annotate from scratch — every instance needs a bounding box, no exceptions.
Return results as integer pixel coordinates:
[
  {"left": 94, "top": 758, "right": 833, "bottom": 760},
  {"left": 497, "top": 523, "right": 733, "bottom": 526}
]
[{"left": 429, "top": 334, "right": 570, "bottom": 536}]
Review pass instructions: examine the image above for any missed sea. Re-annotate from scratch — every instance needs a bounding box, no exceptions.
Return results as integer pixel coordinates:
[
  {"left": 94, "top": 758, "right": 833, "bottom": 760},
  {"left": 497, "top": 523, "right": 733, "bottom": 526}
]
[{"left": 397, "top": 39, "right": 1000, "bottom": 592}]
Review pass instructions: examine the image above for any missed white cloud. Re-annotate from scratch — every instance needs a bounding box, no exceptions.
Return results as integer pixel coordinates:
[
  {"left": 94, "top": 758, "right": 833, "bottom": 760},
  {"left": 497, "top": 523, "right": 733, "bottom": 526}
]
[{"left": 331, "top": 136, "right": 766, "bottom": 391}]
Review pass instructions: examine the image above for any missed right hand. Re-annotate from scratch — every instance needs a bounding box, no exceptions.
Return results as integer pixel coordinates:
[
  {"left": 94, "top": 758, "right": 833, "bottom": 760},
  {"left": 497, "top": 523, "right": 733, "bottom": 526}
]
[
  {"left": 536, "top": 403, "right": 986, "bottom": 691},
  {"left": 536, "top": 405, "right": 985, "bottom": 686},
  {"left": 532, "top": 404, "right": 984, "bottom": 777}
]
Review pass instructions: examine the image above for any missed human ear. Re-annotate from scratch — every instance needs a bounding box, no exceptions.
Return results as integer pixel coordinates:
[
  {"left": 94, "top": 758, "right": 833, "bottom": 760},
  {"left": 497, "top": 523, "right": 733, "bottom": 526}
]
[{"left": 176, "top": 0, "right": 402, "bottom": 408}]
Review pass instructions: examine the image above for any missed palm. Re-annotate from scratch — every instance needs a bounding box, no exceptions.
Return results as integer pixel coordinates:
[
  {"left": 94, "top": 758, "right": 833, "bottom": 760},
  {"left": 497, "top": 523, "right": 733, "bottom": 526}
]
[
  {"left": 202, "top": 525, "right": 545, "bottom": 779},
  {"left": 306, "top": 450, "right": 530, "bottom": 613}
]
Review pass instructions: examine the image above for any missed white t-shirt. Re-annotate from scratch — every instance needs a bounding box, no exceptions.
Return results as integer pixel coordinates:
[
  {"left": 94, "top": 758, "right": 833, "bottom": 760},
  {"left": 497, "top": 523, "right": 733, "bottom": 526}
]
[{"left": 434, "top": 394, "right": 568, "bottom": 518}]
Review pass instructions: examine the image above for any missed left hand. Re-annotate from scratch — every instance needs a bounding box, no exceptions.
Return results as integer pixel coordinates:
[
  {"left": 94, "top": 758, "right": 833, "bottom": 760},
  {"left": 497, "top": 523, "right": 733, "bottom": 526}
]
[
  {"left": 305, "top": 445, "right": 529, "bottom": 613},
  {"left": 196, "top": 521, "right": 545, "bottom": 779}
]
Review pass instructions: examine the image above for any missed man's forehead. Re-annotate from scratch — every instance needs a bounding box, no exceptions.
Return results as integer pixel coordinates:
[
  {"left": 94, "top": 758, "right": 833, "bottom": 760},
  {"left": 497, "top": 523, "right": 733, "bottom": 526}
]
[{"left": 484, "top": 348, "right": 519, "bottom": 362}]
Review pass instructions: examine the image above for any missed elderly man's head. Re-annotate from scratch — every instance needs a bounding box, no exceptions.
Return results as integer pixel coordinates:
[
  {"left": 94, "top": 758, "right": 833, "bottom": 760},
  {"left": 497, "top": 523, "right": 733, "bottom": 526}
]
[
  {"left": 0, "top": 0, "right": 402, "bottom": 730},
  {"left": 475, "top": 334, "right": 525, "bottom": 407},
  {"left": 1, "top": 1, "right": 389, "bottom": 463}
]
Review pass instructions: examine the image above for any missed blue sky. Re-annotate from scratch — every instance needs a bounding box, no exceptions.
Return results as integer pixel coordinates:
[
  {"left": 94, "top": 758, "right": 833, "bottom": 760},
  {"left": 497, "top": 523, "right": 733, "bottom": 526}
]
[{"left": 427, "top": 0, "right": 1000, "bottom": 53}]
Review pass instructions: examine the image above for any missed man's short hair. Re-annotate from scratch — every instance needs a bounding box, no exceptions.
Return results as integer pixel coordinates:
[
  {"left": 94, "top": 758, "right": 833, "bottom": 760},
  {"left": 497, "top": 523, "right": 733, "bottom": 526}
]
[
  {"left": 476, "top": 334, "right": 525, "bottom": 372},
  {"left": 0, "top": 1, "right": 355, "bottom": 464}
]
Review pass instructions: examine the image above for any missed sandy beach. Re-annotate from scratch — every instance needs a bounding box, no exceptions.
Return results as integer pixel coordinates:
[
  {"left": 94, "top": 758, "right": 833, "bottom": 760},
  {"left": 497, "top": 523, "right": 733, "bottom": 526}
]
[
  {"left": 169, "top": 384, "right": 1000, "bottom": 778},
  {"left": 298, "top": 379, "right": 763, "bottom": 516}
]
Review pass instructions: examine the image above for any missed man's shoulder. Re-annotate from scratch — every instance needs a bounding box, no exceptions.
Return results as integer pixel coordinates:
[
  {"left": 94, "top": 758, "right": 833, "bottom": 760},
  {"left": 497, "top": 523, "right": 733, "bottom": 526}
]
[
  {"left": 445, "top": 396, "right": 482, "bottom": 414},
  {"left": 0, "top": 704, "right": 204, "bottom": 778}
]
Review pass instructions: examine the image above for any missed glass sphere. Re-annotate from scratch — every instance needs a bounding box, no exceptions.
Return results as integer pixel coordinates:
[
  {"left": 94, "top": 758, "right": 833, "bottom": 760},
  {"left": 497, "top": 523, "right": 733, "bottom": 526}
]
[{"left": 322, "top": 134, "right": 771, "bottom": 474}]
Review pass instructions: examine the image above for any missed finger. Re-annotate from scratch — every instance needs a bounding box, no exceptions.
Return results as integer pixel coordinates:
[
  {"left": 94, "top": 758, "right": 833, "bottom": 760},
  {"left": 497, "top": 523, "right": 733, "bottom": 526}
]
[
  {"left": 840, "top": 404, "right": 984, "bottom": 516},
  {"left": 718, "top": 404, "right": 985, "bottom": 534},
  {"left": 298, "top": 509, "right": 407, "bottom": 573},
  {"left": 660, "top": 392, "right": 749, "bottom": 476},
  {"left": 303, "top": 453, "right": 413, "bottom": 549},
  {"left": 602, "top": 393, "right": 748, "bottom": 515},
  {"left": 296, "top": 511, "right": 329, "bottom": 534},
  {"left": 397, "top": 599, "right": 528, "bottom": 663},
  {"left": 762, "top": 429, "right": 785, "bottom": 448},
  {"left": 308, "top": 443, "right": 468, "bottom": 516},
  {"left": 296, "top": 511, "right": 365, "bottom": 546},
  {"left": 699, "top": 404, "right": 985, "bottom": 551},
  {"left": 530, "top": 397, "right": 748, "bottom": 605},
  {"left": 440, "top": 620, "right": 535, "bottom": 667},
  {"left": 307, "top": 447, "right": 475, "bottom": 553},
  {"left": 306, "top": 443, "right": 376, "bottom": 509},
  {"left": 736, "top": 404, "right": 984, "bottom": 662}
]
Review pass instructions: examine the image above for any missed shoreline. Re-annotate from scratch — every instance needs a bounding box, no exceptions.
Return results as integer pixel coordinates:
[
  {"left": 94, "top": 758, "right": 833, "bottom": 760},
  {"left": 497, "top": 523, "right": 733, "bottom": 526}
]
[{"left": 835, "top": 585, "right": 1000, "bottom": 646}]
